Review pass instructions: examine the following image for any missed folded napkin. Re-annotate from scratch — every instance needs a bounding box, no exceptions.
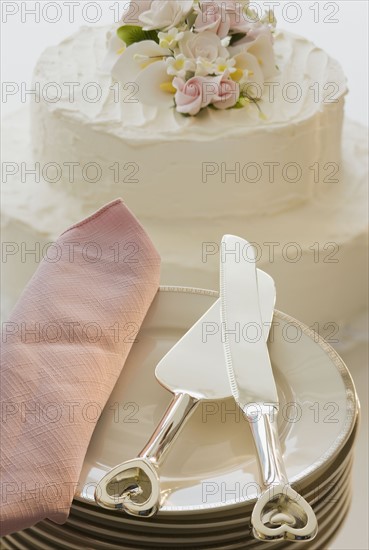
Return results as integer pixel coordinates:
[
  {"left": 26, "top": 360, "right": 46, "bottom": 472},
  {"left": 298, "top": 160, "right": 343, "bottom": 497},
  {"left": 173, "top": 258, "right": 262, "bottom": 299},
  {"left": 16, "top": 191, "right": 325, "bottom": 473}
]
[{"left": 0, "top": 199, "right": 160, "bottom": 536}]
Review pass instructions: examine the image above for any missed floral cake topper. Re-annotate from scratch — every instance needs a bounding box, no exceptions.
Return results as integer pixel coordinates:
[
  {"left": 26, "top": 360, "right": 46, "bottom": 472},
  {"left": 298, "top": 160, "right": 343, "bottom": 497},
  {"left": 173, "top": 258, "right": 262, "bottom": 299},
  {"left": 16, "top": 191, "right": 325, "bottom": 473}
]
[{"left": 105, "top": 1, "right": 277, "bottom": 116}]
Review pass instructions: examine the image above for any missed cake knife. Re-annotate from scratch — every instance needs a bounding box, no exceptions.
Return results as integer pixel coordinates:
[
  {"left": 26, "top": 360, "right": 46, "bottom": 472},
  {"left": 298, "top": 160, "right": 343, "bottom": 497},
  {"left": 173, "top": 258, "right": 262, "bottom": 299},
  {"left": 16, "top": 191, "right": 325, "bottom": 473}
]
[
  {"left": 95, "top": 269, "right": 275, "bottom": 517},
  {"left": 220, "top": 234, "right": 318, "bottom": 542}
]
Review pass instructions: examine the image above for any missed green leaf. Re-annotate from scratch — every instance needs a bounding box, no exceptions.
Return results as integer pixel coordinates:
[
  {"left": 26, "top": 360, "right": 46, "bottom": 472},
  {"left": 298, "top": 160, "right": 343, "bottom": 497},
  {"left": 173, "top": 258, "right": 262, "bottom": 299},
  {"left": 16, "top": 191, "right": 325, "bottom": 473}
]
[
  {"left": 185, "top": 10, "right": 197, "bottom": 29},
  {"left": 229, "top": 32, "right": 246, "bottom": 46},
  {"left": 117, "top": 25, "right": 159, "bottom": 46},
  {"left": 233, "top": 100, "right": 247, "bottom": 109}
]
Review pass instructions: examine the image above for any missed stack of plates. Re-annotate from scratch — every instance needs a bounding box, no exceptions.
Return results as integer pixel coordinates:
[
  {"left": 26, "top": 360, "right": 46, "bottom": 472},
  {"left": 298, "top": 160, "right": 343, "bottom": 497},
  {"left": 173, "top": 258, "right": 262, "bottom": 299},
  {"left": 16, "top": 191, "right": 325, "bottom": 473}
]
[{"left": 2, "top": 287, "right": 359, "bottom": 550}]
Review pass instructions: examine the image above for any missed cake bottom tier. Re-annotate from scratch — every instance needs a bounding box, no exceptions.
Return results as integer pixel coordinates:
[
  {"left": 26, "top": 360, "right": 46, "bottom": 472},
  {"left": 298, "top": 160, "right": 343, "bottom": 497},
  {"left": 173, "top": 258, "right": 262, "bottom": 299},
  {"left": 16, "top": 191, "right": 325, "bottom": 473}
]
[{"left": 1, "top": 110, "right": 368, "bottom": 350}]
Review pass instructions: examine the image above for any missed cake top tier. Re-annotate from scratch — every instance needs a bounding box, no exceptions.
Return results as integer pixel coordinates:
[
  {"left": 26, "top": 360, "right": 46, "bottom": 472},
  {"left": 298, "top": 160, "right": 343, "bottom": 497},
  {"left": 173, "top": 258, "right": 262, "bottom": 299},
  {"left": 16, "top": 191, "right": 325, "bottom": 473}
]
[{"left": 34, "top": 18, "right": 346, "bottom": 141}]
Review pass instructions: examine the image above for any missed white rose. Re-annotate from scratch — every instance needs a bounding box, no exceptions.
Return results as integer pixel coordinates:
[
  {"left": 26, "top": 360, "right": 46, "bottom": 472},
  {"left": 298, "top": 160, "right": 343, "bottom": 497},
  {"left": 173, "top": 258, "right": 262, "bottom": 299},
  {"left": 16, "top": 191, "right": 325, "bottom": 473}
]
[
  {"left": 179, "top": 30, "right": 229, "bottom": 63},
  {"left": 139, "top": 0, "right": 193, "bottom": 31}
]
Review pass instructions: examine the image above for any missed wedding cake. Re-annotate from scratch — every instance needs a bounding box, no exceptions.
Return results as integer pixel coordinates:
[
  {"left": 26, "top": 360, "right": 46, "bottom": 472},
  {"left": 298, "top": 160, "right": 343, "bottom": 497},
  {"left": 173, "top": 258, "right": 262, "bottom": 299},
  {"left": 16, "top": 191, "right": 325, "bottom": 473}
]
[{"left": 2, "top": 0, "right": 368, "bottom": 343}]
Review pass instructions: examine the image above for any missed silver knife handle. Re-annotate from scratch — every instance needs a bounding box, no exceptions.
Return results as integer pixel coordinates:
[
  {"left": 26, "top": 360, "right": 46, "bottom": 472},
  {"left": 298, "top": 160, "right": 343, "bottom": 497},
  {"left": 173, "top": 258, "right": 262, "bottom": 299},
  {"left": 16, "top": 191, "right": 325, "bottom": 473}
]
[
  {"left": 246, "top": 405, "right": 318, "bottom": 542},
  {"left": 246, "top": 404, "right": 287, "bottom": 486},
  {"left": 95, "top": 393, "right": 198, "bottom": 517}
]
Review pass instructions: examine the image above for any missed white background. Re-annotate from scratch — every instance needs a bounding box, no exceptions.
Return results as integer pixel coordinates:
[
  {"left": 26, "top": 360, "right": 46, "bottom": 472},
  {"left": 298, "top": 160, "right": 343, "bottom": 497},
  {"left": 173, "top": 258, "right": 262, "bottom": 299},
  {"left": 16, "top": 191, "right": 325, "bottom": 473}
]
[{"left": 1, "top": 0, "right": 369, "bottom": 125}]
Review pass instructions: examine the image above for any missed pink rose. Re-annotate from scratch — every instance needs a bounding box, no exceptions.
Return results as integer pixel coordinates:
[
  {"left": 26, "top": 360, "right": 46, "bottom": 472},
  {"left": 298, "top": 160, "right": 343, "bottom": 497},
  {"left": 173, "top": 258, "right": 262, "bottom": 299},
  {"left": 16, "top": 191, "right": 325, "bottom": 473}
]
[
  {"left": 248, "top": 23, "right": 274, "bottom": 43},
  {"left": 234, "top": 22, "right": 274, "bottom": 45},
  {"left": 226, "top": 1, "right": 275, "bottom": 40},
  {"left": 195, "top": 1, "right": 230, "bottom": 39},
  {"left": 213, "top": 75, "right": 239, "bottom": 109},
  {"left": 122, "top": 0, "right": 152, "bottom": 26},
  {"left": 223, "top": 1, "right": 249, "bottom": 32},
  {"left": 173, "top": 76, "right": 221, "bottom": 116}
]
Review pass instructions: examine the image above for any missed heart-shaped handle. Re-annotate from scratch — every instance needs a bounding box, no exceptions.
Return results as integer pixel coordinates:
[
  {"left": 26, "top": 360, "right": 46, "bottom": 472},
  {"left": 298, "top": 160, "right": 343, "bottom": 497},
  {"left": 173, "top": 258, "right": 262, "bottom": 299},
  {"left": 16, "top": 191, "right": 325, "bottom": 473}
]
[
  {"left": 94, "top": 458, "right": 161, "bottom": 517},
  {"left": 251, "top": 483, "right": 318, "bottom": 542},
  {"left": 94, "top": 393, "right": 198, "bottom": 518}
]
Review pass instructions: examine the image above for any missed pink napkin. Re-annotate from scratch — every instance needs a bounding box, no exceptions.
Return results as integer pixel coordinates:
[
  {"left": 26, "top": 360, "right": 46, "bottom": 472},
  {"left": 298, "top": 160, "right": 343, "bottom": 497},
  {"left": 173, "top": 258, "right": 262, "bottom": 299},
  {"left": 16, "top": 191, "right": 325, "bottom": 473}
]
[{"left": 0, "top": 199, "right": 160, "bottom": 536}]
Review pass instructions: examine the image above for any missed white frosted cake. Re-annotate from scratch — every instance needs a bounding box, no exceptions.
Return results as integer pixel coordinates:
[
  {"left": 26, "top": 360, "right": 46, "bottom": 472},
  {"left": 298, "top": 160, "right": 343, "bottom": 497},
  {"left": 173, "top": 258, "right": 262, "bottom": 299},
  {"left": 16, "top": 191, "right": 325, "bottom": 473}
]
[
  {"left": 2, "top": 1, "right": 368, "bottom": 345},
  {"left": 32, "top": 26, "right": 344, "bottom": 218}
]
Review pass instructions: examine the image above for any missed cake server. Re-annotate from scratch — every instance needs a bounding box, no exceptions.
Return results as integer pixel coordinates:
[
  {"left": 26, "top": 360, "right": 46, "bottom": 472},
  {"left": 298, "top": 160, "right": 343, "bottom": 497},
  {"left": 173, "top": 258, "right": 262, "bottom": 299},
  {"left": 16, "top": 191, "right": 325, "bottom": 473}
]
[
  {"left": 95, "top": 269, "right": 275, "bottom": 517},
  {"left": 220, "top": 234, "right": 318, "bottom": 542}
]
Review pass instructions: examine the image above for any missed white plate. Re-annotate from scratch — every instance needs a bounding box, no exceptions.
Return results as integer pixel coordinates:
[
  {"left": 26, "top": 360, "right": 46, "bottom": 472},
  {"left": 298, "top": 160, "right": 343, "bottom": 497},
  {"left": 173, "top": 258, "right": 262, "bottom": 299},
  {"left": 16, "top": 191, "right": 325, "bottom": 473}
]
[
  {"left": 69, "top": 451, "right": 354, "bottom": 538},
  {"left": 71, "top": 416, "right": 358, "bottom": 529},
  {"left": 6, "top": 473, "right": 353, "bottom": 550},
  {"left": 76, "top": 287, "right": 358, "bottom": 513},
  {"left": 43, "top": 458, "right": 352, "bottom": 547}
]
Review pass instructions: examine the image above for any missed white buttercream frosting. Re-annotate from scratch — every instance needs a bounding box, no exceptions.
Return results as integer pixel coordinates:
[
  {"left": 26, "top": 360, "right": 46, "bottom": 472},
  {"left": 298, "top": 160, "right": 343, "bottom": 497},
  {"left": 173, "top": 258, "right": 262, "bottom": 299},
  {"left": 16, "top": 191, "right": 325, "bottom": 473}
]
[
  {"left": 32, "top": 26, "right": 347, "bottom": 137},
  {"left": 31, "top": 26, "right": 346, "bottom": 221},
  {"left": 2, "top": 110, "right": 368, "bottom": 342}
]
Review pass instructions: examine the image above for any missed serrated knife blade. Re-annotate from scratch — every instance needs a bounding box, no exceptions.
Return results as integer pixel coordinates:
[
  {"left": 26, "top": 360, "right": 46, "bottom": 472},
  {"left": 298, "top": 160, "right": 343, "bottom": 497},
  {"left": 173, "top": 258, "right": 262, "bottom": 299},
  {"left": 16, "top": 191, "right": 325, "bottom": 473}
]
[
  {"left": 220, "top": 234, "right": 278, "bottom": 409},
  {"left": 220, "top": 234, "right": 318, "bottom": 543}
]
